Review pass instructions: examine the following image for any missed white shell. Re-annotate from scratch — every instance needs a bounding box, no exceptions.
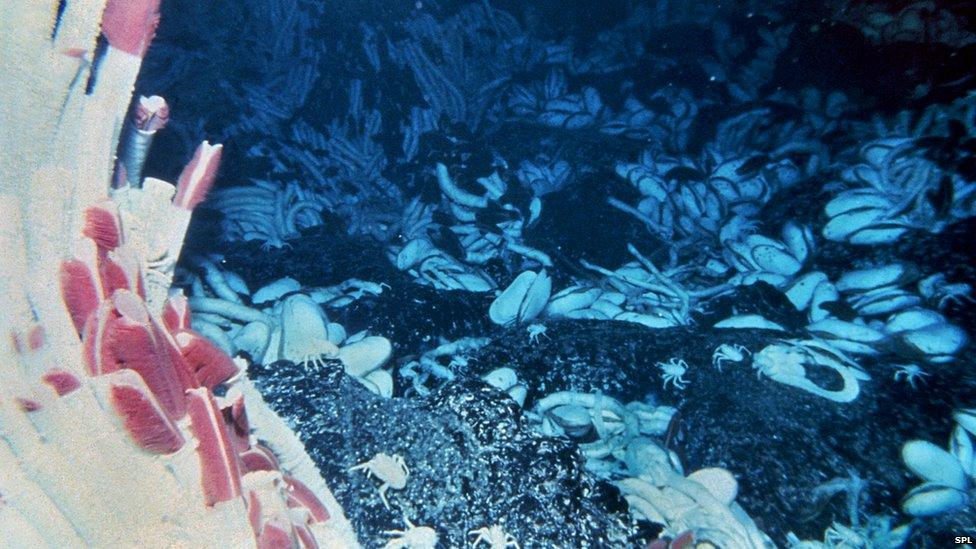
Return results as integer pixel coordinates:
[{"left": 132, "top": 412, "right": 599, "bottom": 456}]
[
  {"left": 902, "top": 440, "right": 967, "bottom": 489},
  {"left": 279, "top": 294, "right": 331, "bottom": 364},
  {"left": 954, "top": 409, "right": 976, "bottom": 437},
  {"left": 785, "top": 271, "right": 828, "bottom": 311},
  {"left": 325, "top": 322, "right": 347, "bottom": 346},
  {"left": 687, "top": 467, "right": 738, "bottom": 506},
  {"left": 848, "top": 225, "right": 909, "bottom": 245},
  {"left": 822, "top": 208, "right": 885, "bottom": 242},
  {"left": 362, "top": 369, "right": 393, "bottom": 398},
  {"left": 950, "top": 425, "right": 975, "bottom": 478},
  {"left": 713, "top": 314, "right": 786, "bottom": 331},
  {"left": 781, "top": 222, "right": 812, "bottom": 264},
  {"left": 884, "top": 308, "right": 945, "bottom": 333},
  {"left": 824, "top": 189, "right": 890, "bottom": 217},
  {"left": 614, "top": 311, "right": 678, "bottom": 329},
  {"left": 397, "top": 238, "right": 437, "bottom": 270},
  {"left": 232, "top": 321, "right": 271, "bottom": 360},
  {"left": 550, "top": 405, "right": 592, "bottom": 437},
  {"left": 546, "top": 286, "right": 603, "bottom": 316},
  {"left": 482, "top": 367, "right": 519, "bottom": 391},
  {"left": 836, "top": 263, "right": 916, "bottom": 293},
  {"left": 751, "top": 244, "right": 803, "bottom": 276},
  {"left": 338, "top": 336, "right": 392, "bottom": 378},
  {"left": 508, "top": 385, "right": 527, "bottom": 407},
  {"left": 808, "top": 280, "right": 840, "bottom": 323},
  {"left": 806, "top": 319, "right": 885, "bottom": 343},
  {"left": 898, "top": 323, "right": 968, "bottom": 361},
  {"left": 489, "top": 270, "right": 551, "bottom": 326},
  {"left": 851, "top": 288, "right": 920, "bottom": 316},
  {"left": 901, "top": 483, "right": 969, "bottom": 517},
  {"left": 252, "top": 277, "right": 301, "bottom": 305}
]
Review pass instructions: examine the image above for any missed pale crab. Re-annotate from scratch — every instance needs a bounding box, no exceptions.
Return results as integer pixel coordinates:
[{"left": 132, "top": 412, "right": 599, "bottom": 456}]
[
  {"left": 892, "top": 363, "right": 930, "bottom": 389},
  {"left": 918, "top": 273, "right": 975, "bottom": 310},
  {"left": 384, "top": 516, "right": 438, "bottom": 549},
  {"left": 469, "top": 524, "right": 520, "bottom": 548},
  {"left": 349, "top": 452, "right": 409, "bottom": 509},
  {"left": 711, "top": 343, "right": 750, "bottom": 372},
  {"left": 657, "top": 358, "right": 689, "bottom": 390},
  {"left": 526, "top": 323, "right": 549, "bottom": 345},
  {"left": 295, "top": 340, "right": 340, "bottom": 369}
]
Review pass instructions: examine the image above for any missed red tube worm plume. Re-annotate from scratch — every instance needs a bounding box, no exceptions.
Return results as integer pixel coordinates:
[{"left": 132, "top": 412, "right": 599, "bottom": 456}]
[
  {"left": 284, "top": 476, "right": 331, "bottom": 523},
  {"left": 175, "top": 330, "right": 239, "bottom": 389},
  {"left": 84, "top": 290, "right": 198, "bottom": 417},
  {"left": 240, "top": 444, "right": 281, "bottom": 473},
  {"left": 61, "top": 258, "right": 101, "bottom": 334},
  {"left": 105, "top": 369, "right": 186, "bottom": 454},
  {"left": 134, "top": 95, "right": 170, "bottom": 132},
  {"left": 247, "top": 490, "right": 265, "bottom": 536},
  {"left": 42, "top": 369, "right": 82, "bottom": 396},
  {"left": 256, "top": 516, "right": 299, "bottom": 549},
  {"left": 16, "top": 398, "right": 43, "bottom": 412},
  {"left": 82, "top": 202, "right": 124, "bottom": 252},
  {"left": 174, "top": 141, "right": 223, "bottom": 210},
  {"left": 101, "top": 0, "right": 162, "bottom": 58},
  {"left": 294, "top": 522, "right": 319, "bottom": 549},
  {"left": 186, "top": 387, "right": 244, "bottom": 506},
  {"left": 10, "top": 324, "right": 47, "bottom": 354},
  {"left": 161, "top": 293, "right": 191, "bottom": 332},
  {"left": 221, "top": 394, "right": 251, "bottom": 453}
]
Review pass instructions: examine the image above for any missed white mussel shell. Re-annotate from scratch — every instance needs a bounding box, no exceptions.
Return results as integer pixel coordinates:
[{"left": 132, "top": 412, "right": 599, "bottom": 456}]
[
  {"left": 950, "top": 425, "right": 975, "bottom": 478},
  {"left": 253, "top": 277, "right": 301, "bottom": 305},
  {"left": 397, "top": 238, "right": 437, "bottom": 270},
  {"left": 589, "top": 298, "right": 623, "bottom": 318},
  {"left": 806, "top": 319, "right": 885, "bottom": 343},
  {"left": 897, "top": 322, "right": 968, "bottom": 362},
  {"left": 850, "top": 287, "right": 920, "bottom": 316},
  {"left": 824, "top": 189, "right": 891, "bottom": 217},
  {"left": 550, "top": 404, "right": 592, "bottom": 437},
  {"left": 751, "top": 244, "right": 803, "bottom": 276},
  {"left": 338, "top": 336, "right": 392, "bottom": 378},
  {"left": 808, "top": 280, "right": 840, "bottom": 322},
  {"left": 232, "top": 320, "right": 271, "bottom": 360},
  {"left": 785, "top": 271, "right": 829, "bottom": 311},
  {"left": 279, "top": 294, "right": 333, "bottom": 364},
  {"left": 361, "top": 369, "right": 393, "bottom": 398},
  {"left": 884, "top": 308, "right": 945, "bottom": 333},
  {"left": 517, "top": 270, "right": 552, "bottom": 322},
  {"left": 546, "top": 285, "right": 603, "bottom": 316},
  {"left": 836, "top": 263, "right": 918, "bottom": 293},
  {"left": 714, "top": 314, "right": 786, "bottom": 331},
  {"left": 453, "top": 272, "right": 495, "bottom": 293},
  {"left": 954, "top": 409, "right": 976, "bottom": 437},
  {"left": 482, "top": 367, "right": 519, "bottom": 391},
  {"left": 781, "top": 222, "right": 813, "bottom": 264},
  {"left": 822, "top": 208, "right": 885, "bottom": 242},
  {"left": 848, "top": 224, "right": 910, "bottom": 245},
  {"left": 508, "top": 385, "right": 528, "bottom": 407},
  {"left": 687, "top": 467, "right": 738, "bottom": 506},
  {"left": 902, "top": 440, "right": 967, "bottom": 489},
  {"left": 901, "top": 483, "right": 969, "bottom": 517},
  {"left": 565, "top": 309, "right": 610, "bottom": 320},
  {"left": 325, "top": 322, "right": 347, "bottom": 346},
  {"left": 724, "top": 239, "right": 758, "bottom": 272},
  {"left": 614, "top": 311, "right": 678, "bottom": 329},
  {"left": 489, "top": 270, "right": 551, "bottom": 325},
  {"left": 624, "top": 438, "right": 682, "bottom": 479}
]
